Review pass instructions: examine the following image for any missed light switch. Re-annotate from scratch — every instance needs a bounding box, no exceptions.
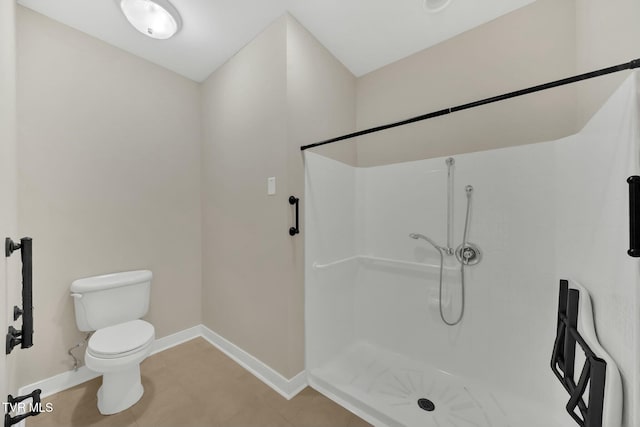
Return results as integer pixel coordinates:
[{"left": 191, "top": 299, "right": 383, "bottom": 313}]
[{"left": 267, "top": 177, "right": 276, "bottom": 195}]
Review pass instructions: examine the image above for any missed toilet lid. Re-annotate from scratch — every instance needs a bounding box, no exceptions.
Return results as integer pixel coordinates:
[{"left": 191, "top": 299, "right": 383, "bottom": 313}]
[{"left": 88, "top": 320, "right": 154, "bottom": 358}]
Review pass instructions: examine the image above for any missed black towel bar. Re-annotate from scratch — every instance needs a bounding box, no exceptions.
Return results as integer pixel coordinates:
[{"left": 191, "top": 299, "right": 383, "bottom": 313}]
[
  {"left": 289, "top": 196, "right": 300, "bottom": 236},
  {"left": 5, "top": 237, "right": 34, "bottom": 354},
  {"left": 627, "top": 176, "right": 640, "bottom": 257}
]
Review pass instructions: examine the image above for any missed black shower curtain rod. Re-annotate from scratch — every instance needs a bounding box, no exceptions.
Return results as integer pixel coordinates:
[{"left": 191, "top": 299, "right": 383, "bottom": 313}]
[{"left": 300, "top": 57, "right": 640, "bottom": 152}]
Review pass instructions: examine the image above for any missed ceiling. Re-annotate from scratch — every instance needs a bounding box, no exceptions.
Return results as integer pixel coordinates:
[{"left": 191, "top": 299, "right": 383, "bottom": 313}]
[{"left": 17, "top": 0, "right": 537, "bottom": 82}]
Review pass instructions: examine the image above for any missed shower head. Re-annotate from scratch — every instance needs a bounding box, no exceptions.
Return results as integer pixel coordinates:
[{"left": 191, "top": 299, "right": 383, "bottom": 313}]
[
  {"left": 445, "top": 157, "right": 455, "bottom": 166},
  {"left": 465, "top": 185, "right": 473, "bottom": 195}
]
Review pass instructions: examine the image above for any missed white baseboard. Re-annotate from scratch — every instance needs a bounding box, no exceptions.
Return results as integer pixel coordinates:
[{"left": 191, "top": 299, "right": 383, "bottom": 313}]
[
  {"left": 150, "top": 324, "right": 202, "bottom": 355},
  {"left": 17, "top": 324, "right": 307, "bottom": 403},
  {"left": 17, "top": 365, "right": 100, "bottom": 399},
  {"left": 199, "top": 324, "right": 307, "bottom": 400}
]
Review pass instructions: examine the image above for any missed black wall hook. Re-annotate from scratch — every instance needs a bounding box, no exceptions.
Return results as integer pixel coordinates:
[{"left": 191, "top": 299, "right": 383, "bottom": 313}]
[{"left": 289, "top": 196, "right": 300, "bottom": 236}]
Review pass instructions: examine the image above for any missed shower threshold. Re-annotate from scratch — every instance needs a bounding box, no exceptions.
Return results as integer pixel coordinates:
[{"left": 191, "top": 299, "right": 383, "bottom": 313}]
[{"left": 308, "top": 342, "right": 568, "bottom": 427}]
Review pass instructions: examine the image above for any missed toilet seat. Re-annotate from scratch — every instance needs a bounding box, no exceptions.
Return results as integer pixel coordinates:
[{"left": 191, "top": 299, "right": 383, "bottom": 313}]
[{"left": 88, "top": 319, "right": 154, "bottom": 359}]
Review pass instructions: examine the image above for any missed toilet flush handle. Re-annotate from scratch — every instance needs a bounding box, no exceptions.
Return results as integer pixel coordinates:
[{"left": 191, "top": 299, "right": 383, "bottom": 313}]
[{"left": 70, "top": 293, "right": 82, "bottom": 299}]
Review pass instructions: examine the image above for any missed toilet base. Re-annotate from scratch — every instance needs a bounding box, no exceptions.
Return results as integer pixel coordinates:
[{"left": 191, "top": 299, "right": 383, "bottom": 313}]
[{"left": 97, "top": 364, "right": 144, "bottom": 415}]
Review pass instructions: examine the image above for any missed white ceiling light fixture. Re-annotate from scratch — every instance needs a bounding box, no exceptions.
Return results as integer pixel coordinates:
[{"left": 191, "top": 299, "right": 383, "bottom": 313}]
[
  {"left": 118, "top": 0, "right": 182, "bottom": 40},
  {"left": 423, "top": 0, "right": 453, "bottom": 13}
]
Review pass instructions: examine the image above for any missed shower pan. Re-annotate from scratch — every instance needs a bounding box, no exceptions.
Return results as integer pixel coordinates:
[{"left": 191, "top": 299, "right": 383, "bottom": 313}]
[
  {"left": 310, "top": 341, "right": 555, "bottom": 427},
  {"left": 304, "top": 72, "right": 639, "bottom": 427}
]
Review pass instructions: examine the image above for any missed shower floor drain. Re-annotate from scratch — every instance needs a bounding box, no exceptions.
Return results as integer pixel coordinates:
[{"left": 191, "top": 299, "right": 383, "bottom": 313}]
[{"left": 417, "top": 398, "right": 435, "bottom": 412}]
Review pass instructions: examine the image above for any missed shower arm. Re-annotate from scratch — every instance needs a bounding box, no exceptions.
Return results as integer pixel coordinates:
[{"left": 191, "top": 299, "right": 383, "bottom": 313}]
[{"left": 409, "top": 233, "right": 449, "bottom": 255}]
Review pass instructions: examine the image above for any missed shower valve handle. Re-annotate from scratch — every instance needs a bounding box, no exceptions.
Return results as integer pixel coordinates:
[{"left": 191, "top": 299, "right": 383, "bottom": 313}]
[{"left": 455, "top": 243, "right": 481, "bottom": 266}]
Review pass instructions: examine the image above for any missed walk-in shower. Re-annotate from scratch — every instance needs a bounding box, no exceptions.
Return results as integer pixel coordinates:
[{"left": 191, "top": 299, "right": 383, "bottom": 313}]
[
  {"left": 305, "top": 149, "right": 569, "bottom": 426},
  {"left": 304, "top": 73, "right": 638, "bottom": 427},
  {"left": 409, "top": 157, "right": 480, "bottom": 326}
]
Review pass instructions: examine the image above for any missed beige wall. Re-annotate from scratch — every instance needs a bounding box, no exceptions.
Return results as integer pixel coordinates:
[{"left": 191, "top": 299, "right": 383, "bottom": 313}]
[
  {"left": 201, "top": 16, "right": 291, "bottom": 377},
  {"left": 1, "top": 0, "right": 19, "bottom": 398},
  {"left": 201, "top": 15, "right": 356, "bottom": 379},
  {"left": 576, "top": 0, "right": 640, "bottom": 126},
  {"left": 354, "top": 0, "right": 577, "bottom": 166},
  {"left": 16, "top": 7, "right": 203, "bottom": 386},
  {"left": 287, "top": 16, "right": 358, "bottom": 167}
]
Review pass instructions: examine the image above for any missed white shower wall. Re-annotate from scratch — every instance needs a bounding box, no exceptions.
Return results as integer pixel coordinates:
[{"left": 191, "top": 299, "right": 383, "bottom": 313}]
[
  {"left": 305, "top": 72, "right": 639, "bottom": 426},
  {"left": 305, "top": 154, "right": 358, "bottom": 370},
  {"left": 555, "top": 71, "right": 640, "bottom": 427},
  {"left": 356, "top": 141, "right": 559, "bottom": 399}
]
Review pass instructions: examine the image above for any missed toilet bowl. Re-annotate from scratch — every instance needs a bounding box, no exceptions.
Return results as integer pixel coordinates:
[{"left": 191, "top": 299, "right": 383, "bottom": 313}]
[
  {"left": 85, "top": 319, "right": 155, "bottom": 414},
  {"left": 70, "top": 270, "right": 154, "bottom": 415}
]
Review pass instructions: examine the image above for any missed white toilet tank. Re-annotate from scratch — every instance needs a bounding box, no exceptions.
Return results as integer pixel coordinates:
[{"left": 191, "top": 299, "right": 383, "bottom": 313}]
[{"left": 71, "top": 270, "right": 152, "bottom": 332}]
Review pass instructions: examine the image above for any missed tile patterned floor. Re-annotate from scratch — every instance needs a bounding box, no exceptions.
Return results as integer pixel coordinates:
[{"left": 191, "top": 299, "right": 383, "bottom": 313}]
[{"left": 27, "top": 338, "right": 371, "bottom": 427}]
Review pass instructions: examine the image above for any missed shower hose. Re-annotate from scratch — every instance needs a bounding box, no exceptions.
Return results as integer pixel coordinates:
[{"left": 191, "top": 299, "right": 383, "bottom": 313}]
[{"left": 437, "top": 186, "right": 473, "bottom": 326}]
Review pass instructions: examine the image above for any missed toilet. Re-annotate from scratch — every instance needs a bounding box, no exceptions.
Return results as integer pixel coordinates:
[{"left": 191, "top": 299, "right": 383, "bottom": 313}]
[{"left": 70, "top": 270, "right": 155, "bottom": 415}]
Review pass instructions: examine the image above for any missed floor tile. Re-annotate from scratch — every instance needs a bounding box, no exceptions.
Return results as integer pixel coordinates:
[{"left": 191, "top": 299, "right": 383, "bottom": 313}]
[
  {"left": 28, "top": 381, "right": 137, "bottom": 427},
  {"left": 26, "top": 338, "right": 371, "bottom": 427},
  {"left": 222, "top": 404, "right": 295, "bottom": 427},
  {"left": 262, "top": 387, "right": 369, "bottom": 427}
]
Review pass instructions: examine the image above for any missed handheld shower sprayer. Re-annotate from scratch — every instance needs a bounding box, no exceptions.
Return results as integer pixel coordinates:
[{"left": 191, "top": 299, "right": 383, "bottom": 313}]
[{"left": 409, "top": 233, "right": 449, "bottom": 254}]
